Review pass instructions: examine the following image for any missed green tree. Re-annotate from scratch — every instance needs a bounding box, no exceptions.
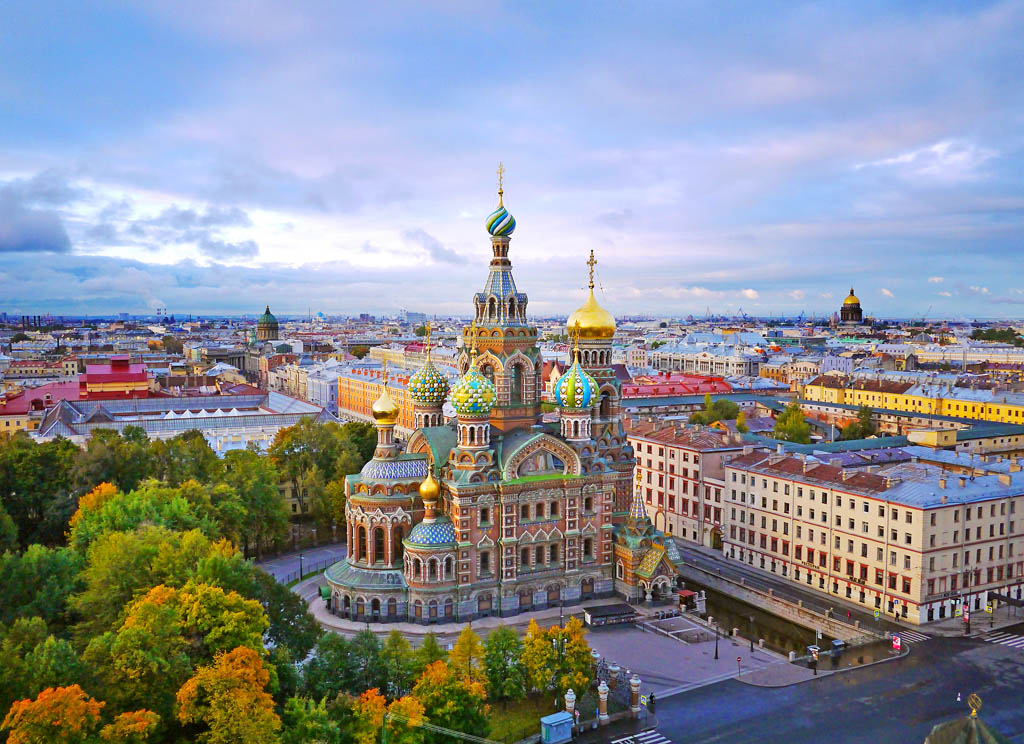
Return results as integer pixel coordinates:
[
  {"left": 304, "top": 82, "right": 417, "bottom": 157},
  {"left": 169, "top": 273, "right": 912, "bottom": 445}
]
[
  {"left": 414, "top": 325, "right": 427, "bottom": 337},
  {"left": 71, "top": 428, "right": 153, "bottom": 496},
  {"left": 483, "top": 626, "right": 526, "bottom": 701},
  {"left": 301, "top": 634, "right": 357, "bottom": 701},
  {"left": 348, "top": 629, "right": 386, "bottom": 694},
  {"left": 773, "top": 402, "right": 811, "bottom": 444},
  {"left": 10, "top": 332, "right": 30, "bottom": 342},
  {"left": 414, "top": 632, "right": 447, "bottom": 676},
  {"left": 689, "top": 395, "right": 740, "bottom": 425},
  {"left": 411, "top": 661, "right": 488, "bottom": 744},
  {"left": 381, "top": 630, "right": 417, "bottom": 699},
  {"left": 281, "top": 697, "right": 341, "bottom": 744},
  {"left": 150, "top": 431, "right": 223, "bottom": 487},
  {"left": 350, "top": 345, "right": 370, "bottom": 359},
  {"left": 448, "top": 626, "right": 485, "bottom": 685},
  {"left": 0, "top": 433, "right": 77, "bottom": 546},
  {"left": 161, "top": 335, "right": 184, "bottom": 355},
  {"left": 0, "top": 545, "right": 84, "bottom": 631},
  {"left": 222, "top": 448, "right": 288, "bottom": 558},
  {"left": 0, "top": 500, "right": 19, "bottom": 551}
]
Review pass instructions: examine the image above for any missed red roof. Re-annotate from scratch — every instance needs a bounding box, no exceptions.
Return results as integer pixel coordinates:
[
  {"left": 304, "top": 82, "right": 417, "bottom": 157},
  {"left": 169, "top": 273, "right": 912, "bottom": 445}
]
[
  {"left": 622, "top": 372, "right": 732, "bottom": 398},
  {"left": 0, "top": 380, "right": 80, "bottom": 415}
]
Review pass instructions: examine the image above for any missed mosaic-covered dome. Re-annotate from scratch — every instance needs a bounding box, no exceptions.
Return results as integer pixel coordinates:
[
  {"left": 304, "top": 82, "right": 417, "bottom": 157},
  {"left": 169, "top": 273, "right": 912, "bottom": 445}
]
[
  {"left": 450, "top": 365, "right": 496, "bottom": 416},
  {"left": 485, "top": 204, "right": 516, "bottom": 237},
  {"left": 408, "top": 360, "right": 450, "bottom": 406},
  {"left": 406, "top": 516, "right": 457, "bottom": 547},
  {"left": 553, "top": 357, "right": 598, "bottom": 409}
]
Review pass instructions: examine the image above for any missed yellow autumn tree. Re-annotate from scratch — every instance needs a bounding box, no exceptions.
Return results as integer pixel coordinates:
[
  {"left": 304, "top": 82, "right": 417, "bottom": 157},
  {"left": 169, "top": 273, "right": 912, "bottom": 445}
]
[
  {"left": 350, "top": 689, "right": 425, "bottom": 744},
  {"left": 1, "top": 685, "right": 104, "bottom": 744},
  {"left": 447, "top": 625, "right": 485, "bottom": 685},
  {"left": 176, "top": 646, "right": 281, "bottom": 744},
  {"left": 69, "top": 482, "right": 119, "bottom": 529}
]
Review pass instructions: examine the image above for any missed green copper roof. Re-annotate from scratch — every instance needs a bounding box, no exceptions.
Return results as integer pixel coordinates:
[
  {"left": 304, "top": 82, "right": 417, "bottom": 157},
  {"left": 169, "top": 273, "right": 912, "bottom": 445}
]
[{"left": 258, "top": 305, "right": 278, "bottom": 325}]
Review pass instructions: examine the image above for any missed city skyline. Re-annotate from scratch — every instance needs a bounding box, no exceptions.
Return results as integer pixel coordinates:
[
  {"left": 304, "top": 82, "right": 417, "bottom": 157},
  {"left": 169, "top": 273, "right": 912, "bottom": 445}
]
[{"left": 2, "top": 1, "right": 1023, "bottom": 317}]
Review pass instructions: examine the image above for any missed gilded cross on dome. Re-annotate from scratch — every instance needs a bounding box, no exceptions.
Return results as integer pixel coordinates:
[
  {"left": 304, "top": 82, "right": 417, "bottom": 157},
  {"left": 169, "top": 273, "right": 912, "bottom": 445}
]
[
  {"left": 424, "top": 321, "right": 432, "bottom": 360},
  {"left": 496, "top": 162, "right": 505, "bottom": 205},
  {"left": 587, "top": 250, "right": 597, "bottom": 290}
]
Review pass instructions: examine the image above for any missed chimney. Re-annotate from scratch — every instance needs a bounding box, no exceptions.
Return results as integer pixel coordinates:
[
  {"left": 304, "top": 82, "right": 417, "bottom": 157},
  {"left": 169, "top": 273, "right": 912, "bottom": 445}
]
[
  {"left": 776, "top": 443, "right": 784, "bottom": 455},
  {"left": 958, "top": 476, "right": 967, "bottom": 488},
  {"left": 999, "top": 474, "right": 1012, "bottom": 486},
  {"left": 743, "top": 445, "right": 753, "bottom": 455},
  {"left": 939, "top": 478, "right": 947, "bottom": 489},
  {"left": 940, "top": 494, "right": 947, "bottom": 504},
  {"left": 884, "top": 476, "right": 900, "bottom": 488}
]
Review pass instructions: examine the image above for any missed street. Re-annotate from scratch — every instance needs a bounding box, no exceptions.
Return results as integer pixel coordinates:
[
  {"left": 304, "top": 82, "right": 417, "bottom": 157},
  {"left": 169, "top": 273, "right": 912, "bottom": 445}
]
[
  {"left": 256, "top": 543, "right": 347, "bottom": 582},
  {"left": 656, "top": 636, "right": 1024, "bottom": 743}
]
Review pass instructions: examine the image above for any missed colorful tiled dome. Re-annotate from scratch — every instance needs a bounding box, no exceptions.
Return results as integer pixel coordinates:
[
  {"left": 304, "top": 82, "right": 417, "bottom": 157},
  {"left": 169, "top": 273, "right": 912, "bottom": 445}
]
[
  {"left": 553, "top": 357, "right": 597, "bottom": 409},
  {"left": 450, "top": 365, "right": 496, "bottom": 416},
  {"left": 408, "top": 360, "right": 450, "bottom": 406},
  {"left": 486, "top": 204, "right": 516, "bottom": 237},
  {"left": 406, "top": 517, "right": 457, "bottom": 547}
]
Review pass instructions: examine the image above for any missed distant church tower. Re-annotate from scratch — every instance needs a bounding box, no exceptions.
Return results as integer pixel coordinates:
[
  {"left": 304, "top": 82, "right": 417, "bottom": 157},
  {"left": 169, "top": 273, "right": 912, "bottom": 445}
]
[
  {"left": 840, "top": 289, "right": 863, "bottom": 325},
  {"left": 256, "top": 305, "right": 280, "bottom": 341}
]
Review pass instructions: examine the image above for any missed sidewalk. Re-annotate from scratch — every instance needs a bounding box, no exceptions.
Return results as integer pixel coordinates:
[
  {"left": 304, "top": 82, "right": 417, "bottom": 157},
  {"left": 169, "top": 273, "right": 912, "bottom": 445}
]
[
  {"left": 925, "top": 606, "right": 1024, "bottom": 638},
  {"left": 573, "top": 713, "right": 658, "bottom": 744}
]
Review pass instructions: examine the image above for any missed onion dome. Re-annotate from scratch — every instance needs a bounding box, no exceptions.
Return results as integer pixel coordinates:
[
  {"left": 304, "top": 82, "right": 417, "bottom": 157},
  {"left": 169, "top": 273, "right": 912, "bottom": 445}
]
[
  {"left": 844, "top": 288, "right": 860, "bottom": 305},
  {"left": 553, "top": 354, "right": 598, "bottom": 409},
  {"left": 450, "top": 364, "right": 496, "bottom": 416},
  {"left": 406, "top": 516, "right": 457, "bottom": 547},
  {"left": 486, "top": 204, "right": 516, "bottom": 237},
  {"left": 567, "top": 289, "right": 616, "bottom": 340},
  {"left": 371, "top": 375, "right": 400, "bottom": 426},
  {"left": 419, "top": 469, "right": 440, "bottom": 502},
  {"left": 408, "top": 360, "right": 449, "bottom": 405}
]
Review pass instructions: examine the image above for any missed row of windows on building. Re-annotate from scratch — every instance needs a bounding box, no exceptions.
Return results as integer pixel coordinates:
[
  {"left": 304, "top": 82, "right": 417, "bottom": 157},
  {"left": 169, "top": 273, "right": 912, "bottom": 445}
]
[{"left": 638, "top": 442, "right": 702, "bottom": 464}]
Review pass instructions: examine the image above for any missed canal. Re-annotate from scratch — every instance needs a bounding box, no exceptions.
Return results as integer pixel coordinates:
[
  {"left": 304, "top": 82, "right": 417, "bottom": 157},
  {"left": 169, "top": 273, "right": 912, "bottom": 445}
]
[{"left": 684, "top": 579, "right": 834, "bottom": 655}]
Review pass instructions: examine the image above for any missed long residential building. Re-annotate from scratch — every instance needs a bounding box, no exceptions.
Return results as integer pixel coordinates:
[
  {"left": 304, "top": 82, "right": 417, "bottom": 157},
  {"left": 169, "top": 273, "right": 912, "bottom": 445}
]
[
  {"left": 722, "top": 448, "right": 1024, "bottom": 625},
  {"left": 627, "top": 419, "right": 745, "bottom": 547}
]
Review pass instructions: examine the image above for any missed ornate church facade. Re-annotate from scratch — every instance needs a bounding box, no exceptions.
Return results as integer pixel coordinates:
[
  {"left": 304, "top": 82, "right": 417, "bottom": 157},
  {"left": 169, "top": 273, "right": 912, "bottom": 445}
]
[{"left": 324, "top": 175, "right": 682, "bottom": 623}]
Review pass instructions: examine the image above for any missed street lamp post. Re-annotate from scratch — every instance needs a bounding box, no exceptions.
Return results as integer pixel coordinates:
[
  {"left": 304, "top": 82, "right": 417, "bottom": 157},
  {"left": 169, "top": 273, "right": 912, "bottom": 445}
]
[
  {"left": 714, "top": 620, "right": 719, "bottom": 660},
  {"left": 749, "top": 615, "right": 755, "bottom": 652},
  {"left": 299, "top": 552, "right": 304, "bottom": 581}
]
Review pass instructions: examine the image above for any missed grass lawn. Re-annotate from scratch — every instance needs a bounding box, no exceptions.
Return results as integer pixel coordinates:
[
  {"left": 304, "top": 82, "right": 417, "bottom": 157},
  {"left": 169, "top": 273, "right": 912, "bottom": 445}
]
[{"left": 488, "top": 694, "right": 559, "bottom": 743}]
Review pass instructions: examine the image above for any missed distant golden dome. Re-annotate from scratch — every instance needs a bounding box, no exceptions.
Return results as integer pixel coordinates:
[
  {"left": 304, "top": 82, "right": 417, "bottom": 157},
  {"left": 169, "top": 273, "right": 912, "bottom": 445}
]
[
  {"left": 844, "top": 288, "right": 861, "bottom": 305},
  {"left": 371, "top": 381, "right": 400, "bottom": 426},
  {"left": 419, "top": 469, "right": 440, "bottom": 502},
  {"left": 567, "top": 288, "right": 616, "bottom": 340}
]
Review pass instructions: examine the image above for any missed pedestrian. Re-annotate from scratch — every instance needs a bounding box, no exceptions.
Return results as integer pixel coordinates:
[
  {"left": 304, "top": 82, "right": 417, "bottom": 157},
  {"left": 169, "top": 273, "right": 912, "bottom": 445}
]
[{"left": 846, "top": 610, "right": 851, "bottom": 621}]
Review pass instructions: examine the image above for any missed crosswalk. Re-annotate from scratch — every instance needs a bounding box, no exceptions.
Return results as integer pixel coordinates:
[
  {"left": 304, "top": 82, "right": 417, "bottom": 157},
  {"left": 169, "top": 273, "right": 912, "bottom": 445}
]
[
  {"left": 612, "top": 730, "right": 673, "bottom": 744},
  {"left": 895, "top": 629, "right": 930, "bottom": 644},
  {"left": 983, "top": 631, "right": 1024, "bottom": 650}
]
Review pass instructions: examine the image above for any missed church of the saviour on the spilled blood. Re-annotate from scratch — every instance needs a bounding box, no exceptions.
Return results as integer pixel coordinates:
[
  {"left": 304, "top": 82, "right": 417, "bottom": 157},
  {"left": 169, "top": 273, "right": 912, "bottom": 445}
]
[{"left": 324, "top": 176, "right": 684, "bottom": 623}]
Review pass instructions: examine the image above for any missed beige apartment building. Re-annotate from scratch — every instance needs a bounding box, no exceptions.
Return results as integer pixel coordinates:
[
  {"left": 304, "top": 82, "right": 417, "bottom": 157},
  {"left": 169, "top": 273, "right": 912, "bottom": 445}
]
[
  {"left": 722, "top": 448, "right": 1024, "bottom": 625},
  {"left": 627, "top": 420, "right": 744, "bottom": 548}
]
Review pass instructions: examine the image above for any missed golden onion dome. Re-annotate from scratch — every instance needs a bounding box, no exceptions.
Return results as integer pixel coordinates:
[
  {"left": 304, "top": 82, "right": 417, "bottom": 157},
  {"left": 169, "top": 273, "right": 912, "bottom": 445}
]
[
  {"left": 371, "top": 375, "right": 400, "bottom": 426},
  {"left": 844, "top": 288, "right": 861, "bottom": 305},
  {"left": 567, "top": 288, "right": 616, "bottom": 340},
  {"left": 419, "top": 469, "right": 440, "bottom": 502}
]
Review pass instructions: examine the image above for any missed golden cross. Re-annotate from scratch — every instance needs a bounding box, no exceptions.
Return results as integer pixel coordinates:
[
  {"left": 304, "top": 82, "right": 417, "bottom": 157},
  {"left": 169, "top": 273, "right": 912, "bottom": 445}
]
[
  {"left": 424, "top": 321, "right": 432, "bottom": 360},
  {"left": 587, "top": 250, "right": 597, "bottom": 290},
  {"left": 382, "top": 360, "right": 388, "bottom": 384},
  {"left": 496, "top": 162, "right": 505, "bottom": 205},
  {"left": 469, "top": 320, "right": 479, "bottom": 359},
  {"left": 572, "top": 321, "right": 582, "bottom": 358}
]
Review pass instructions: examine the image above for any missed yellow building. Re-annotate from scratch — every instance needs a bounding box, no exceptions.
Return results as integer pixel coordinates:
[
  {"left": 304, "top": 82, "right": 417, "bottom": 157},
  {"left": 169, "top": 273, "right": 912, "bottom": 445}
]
[
  {"left": 802, "top": 375, "right": 1024, "bottom": 424},
  {"left": 337, "top": 366, "right": 417, "bottom": 431}
]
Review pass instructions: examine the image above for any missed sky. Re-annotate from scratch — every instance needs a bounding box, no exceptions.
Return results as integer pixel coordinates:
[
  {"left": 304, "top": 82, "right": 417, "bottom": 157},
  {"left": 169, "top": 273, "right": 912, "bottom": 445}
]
[{"left": 1, "top": 1, "right": 1022, "bottom": 320}]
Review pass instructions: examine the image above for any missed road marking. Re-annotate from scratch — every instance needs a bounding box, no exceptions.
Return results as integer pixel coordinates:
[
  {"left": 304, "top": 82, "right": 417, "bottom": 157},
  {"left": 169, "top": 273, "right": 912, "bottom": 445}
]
[
  {"left": 611, "top": 730, "right": 673, "bottom": 744},
  {"left": 897, "top": 630, "right": 929, "bottom": 643},
  {"left": 983, "top": 632, "right": 1024, "bottom": 649}
]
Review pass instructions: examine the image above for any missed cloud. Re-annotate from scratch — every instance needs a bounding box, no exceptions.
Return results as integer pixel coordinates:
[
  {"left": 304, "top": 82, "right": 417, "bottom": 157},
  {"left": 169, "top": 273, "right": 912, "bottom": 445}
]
[
  {"left": 147, "top": 204, "right": 252, "bottom": 230},
  {"left": 788, "top": 289, "right": 806, "bottom": 300},
  {"left": 928, "top": 276, "right": 943, "bottom": 283},
  {"left": 0, "top": 169, "right": 91, "bottom": 207},
  {"left": 741, "top": 288, "right": 759, "bottom": 300},
  {"left": 968, "top": 285, "right": 990, "bottom": 295},
  {"left": 402, "top": 228, "right": 461, "bottom": 264},
  {"left": 854, "top": 140, "right": 998, "bottom": 182},
  {"left": 937, "top": 291, "right": 952, "bottom": 297},
  {"left": 197, "top": 236, "right": 259, "bottom": 261},
  {"left": 880, "top": 288, "right": 895, "bottom": 298},
  {"left": 0, "top": 195, "right": 71, "bottom": 253}
]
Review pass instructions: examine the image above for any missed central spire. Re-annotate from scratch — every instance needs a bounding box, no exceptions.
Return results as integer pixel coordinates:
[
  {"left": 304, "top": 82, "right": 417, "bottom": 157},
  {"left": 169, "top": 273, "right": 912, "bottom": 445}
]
[{"left": 476, "top": 164, "right": 527, "bottom": 326}]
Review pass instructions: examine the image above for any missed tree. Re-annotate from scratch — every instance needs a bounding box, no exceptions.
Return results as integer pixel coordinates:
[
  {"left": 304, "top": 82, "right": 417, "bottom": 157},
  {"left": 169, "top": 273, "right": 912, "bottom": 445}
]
[
  {"left": 281, "top": 697, "right": 340, "bottom": 744},
  {"left": 839, "top": 405, "right": 877, "bottom": 441},
  {"left": 350, "top": 345, "right": 370, "bottom": 359},
  {"left": 71, "top": 429, "right": 152, "bottom": 496},
  {"left": 381, "top": 630, "right": 417, "bottom": 699},
  {"left": 0, "top": 545, "right": 84, "bottom": 631},
  {"left": 521, "top": 618, "right": 592, "bottom": 698},
  {"left": 301, "top": 634, "right": 357, "bottom": 701},
  {"left": 161, "top": 335, "right": 184, "bottom": 355},
  {"left": 11, "top": 332, "right": 30, "bottom": 343},
  {"left": 773, "top": 402, "right": 811, "bottom": 444},
  {"left": 689, "top": 395, "right": 740, "bottom": 426},
  {"left": 448, "top": 626, "right": 485, "bottom": 685},
  {"left": 150, "top": 431, "right": 222, "bottom": 487},
  {"left": 24, "top": 636, "right": 89, "bottom": 698},
  {"left": 222, "top": 448, "right": 288, "bottom": 558},
  {"left": 414, "top": 325, "right": 427, "bottom": 337},
  {"left": 68, "top": 480, "right": 219, "bottom": 554},
  {"left": 410, "top": 661, "right": 488, "bottom": 744},
  {"left": 348, "top": 629, "right": 385, "bottom": 694},
  {"left": 0, "top": 433, "right": 77, "bottom": 546},
  {"left": 99, "top": 710, "right": 161, "bottom": 742},
  {"left": 1, "top": 684, "right": 104, "bottom": 744},
  {"left": 176, "top": 646, "right": 282, "bottom": 744},
  {"left": 414, "top": 632, "right": 447, "bottom": 675},
  {"left": 483, "top": 626, "right": 526, "bottom": 701},
  {"left": 0, "top": 500, "right": 18, "bottom": 551},
  {"left": 735, "top": 410, "right": 749, "bottom": 434}
]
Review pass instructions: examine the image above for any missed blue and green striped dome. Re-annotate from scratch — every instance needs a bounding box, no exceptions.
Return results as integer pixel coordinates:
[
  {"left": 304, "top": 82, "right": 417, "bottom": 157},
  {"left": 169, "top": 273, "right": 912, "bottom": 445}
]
[
  {"left": 408, "top": 360, "right": 450, "bottom": 406},
  {"left": 486, "top": 204, "right": 516, "bottom": 237},
  {"left": 450, "top": 365, "right": 496, "bottom": 416},
  {"left": 553, "top": 359, "right": 597, "bottom": 410}
]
